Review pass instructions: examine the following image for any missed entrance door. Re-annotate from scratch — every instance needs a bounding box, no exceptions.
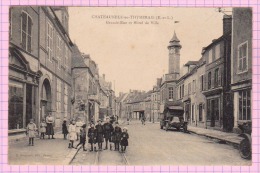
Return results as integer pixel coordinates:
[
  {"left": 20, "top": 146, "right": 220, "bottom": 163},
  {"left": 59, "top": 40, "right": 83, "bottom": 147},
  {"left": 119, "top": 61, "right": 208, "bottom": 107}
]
[
  {"left": 192, "top": 104, "right": 194, "bottom": 123},
  {"left": 26, "top": 85, "right": 33, "bottom": 125},
  {"left": 41, "top": 100, "right": 47, "bottom": 120},
  {"left": 211, "top": 100, "right": 215, "bottom": 127},
  {"left": 185, "top": 102, "right": 191, "bottom": 123},
  {"left": 41, "top": 79, "right": 51, "bottom": 121}
]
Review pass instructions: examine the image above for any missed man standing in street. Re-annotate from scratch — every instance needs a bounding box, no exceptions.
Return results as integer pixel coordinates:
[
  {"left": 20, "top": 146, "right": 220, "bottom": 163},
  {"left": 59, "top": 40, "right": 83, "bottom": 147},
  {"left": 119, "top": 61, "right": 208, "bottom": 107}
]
[
  {"left": 141, "top": 115, "right": 146, "bottom": 125},
  {"left": 103, "top": 116, "right": 114, "bottom": 150},
  {"left": 95, "top": 119, "right": 104, "bottom": 151},
  {"left": 46, "top": 112, "right": 55, "bottom": 139}
]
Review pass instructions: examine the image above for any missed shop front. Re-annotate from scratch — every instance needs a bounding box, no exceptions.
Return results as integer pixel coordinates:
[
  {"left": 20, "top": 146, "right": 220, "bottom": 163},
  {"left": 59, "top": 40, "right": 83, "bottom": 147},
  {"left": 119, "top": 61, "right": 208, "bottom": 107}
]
[{"left": 8, "top": 47, "right": 41, "bottom": 135}]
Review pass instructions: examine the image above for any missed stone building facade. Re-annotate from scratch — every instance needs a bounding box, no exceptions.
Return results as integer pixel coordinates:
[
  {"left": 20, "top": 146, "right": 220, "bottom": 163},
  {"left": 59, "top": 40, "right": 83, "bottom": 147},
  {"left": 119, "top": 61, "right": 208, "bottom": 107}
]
[
  {"left": 71, "top": 46, "right": 101, "bottom": 123},
  {"left": 38, "top": 7, "right": 73, "bottom": 128},
  {"left": 231, "top": 8, "right": 252, "bottom": 130},
  {"left": 8, "top": 6, "right": 73, "bottom": 135}
]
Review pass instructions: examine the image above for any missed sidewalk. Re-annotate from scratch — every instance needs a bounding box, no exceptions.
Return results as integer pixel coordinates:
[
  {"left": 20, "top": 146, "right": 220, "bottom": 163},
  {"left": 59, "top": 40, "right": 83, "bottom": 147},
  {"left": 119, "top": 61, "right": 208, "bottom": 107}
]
[
  {"left": 188, "top": 126, "right": 244, "bottom": 147},
  {"left": 8, "top": 133, "right": 81, "bottom": 165}
]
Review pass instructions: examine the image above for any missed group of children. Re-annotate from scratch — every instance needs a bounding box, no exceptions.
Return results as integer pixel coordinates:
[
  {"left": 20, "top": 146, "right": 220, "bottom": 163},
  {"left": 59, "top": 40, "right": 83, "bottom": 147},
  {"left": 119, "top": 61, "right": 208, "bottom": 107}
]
[
  {"left": 64, "top": 117, "right": 129, "bottom": 153},
  {"left": 26, "top": 118, "right": 49, "bottom": 146},
  {"left": 26, "top": 116, "right": 129, "bottom": 152}
]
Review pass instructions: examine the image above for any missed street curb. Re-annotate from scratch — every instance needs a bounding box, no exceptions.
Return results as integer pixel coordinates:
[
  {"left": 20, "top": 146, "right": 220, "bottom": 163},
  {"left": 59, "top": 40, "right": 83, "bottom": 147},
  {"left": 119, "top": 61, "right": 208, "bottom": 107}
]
[
  {"left": 62, "top": 145, "right": 83, "bottom": 165},
  {"left": 8, "top": 131, "right": 63, "bottom": 144},
  {"left": 188, "top": 130, "right": 240, "bottom": 148}
]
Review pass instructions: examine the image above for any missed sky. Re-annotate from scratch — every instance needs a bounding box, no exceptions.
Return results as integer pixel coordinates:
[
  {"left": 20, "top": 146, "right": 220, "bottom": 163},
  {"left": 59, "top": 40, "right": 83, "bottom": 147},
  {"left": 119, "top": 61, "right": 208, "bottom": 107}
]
[{"left": 68, "top": 7, "right": 227, "bottom": 96}]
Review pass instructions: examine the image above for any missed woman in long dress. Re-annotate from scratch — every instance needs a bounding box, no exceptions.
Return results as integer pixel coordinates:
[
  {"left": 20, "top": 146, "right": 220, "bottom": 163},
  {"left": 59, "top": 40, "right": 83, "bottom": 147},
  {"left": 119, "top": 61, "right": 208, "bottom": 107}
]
[{"left": 46, "top": 113, "right": 55, "bottom": 139}]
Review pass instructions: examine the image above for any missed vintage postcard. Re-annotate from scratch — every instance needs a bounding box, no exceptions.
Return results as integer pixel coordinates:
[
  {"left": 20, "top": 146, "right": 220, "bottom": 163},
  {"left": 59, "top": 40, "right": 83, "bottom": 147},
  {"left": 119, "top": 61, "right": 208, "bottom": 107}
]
[{"left": 8, "top": 6, "right": 252, "bottom": 166}]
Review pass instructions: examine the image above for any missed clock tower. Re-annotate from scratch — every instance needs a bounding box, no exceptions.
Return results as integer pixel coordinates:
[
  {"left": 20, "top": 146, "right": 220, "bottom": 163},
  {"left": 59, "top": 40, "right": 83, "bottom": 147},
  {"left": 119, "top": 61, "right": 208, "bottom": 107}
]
[{"left": 168, "top": 31, "right": 182, "bottom": 77}]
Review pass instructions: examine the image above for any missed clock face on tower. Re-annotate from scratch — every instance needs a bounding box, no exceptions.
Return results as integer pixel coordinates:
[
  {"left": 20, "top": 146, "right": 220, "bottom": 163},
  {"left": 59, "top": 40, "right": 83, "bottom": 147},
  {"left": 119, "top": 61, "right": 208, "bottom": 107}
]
[{"left": 169, "top": 48, "right": 174, "bottom": 54}]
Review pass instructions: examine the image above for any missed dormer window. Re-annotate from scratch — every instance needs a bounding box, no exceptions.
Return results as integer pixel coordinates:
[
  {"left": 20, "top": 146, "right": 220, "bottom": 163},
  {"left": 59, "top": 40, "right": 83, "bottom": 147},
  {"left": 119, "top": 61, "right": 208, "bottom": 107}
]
[
  {"left": 208, "top": 49, "right": 213, "bottom": 63},
  {"left": 215, "top": 44, "right": 221, "bottom": 60}
]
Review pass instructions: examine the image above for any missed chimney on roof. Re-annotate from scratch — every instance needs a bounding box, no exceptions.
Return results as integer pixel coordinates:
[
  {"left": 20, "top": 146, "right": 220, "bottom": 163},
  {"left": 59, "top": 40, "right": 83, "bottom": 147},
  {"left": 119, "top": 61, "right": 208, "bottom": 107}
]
[
  {"left": 212, "top": 39, "right": 217, "bottom": 42},
  {"left": 223, "top": 15, "right": 232, "bottom": 35},
  {"left": 102, "top": 74, "right": 105, "bottom": 80},
  {"left": 157, "top": 78, "right": 161, "bottom": 86}
]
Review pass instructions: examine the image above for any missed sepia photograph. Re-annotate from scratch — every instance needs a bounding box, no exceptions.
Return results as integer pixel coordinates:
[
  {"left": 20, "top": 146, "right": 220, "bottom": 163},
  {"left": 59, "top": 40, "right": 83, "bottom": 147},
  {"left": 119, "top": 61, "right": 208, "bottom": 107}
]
[{"left": 8, "top": 6, "right": 252, "bottom": 165}]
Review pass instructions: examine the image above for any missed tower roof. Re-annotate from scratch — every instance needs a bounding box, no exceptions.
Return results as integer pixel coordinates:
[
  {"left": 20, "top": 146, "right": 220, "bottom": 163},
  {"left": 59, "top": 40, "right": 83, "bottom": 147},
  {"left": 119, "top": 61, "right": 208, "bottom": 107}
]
[
  {"left": 170, "top": 31, "right": 180, "bottom": 42},
  {"left": 168, "top": 31, "right": 182, "bottom": 48}
]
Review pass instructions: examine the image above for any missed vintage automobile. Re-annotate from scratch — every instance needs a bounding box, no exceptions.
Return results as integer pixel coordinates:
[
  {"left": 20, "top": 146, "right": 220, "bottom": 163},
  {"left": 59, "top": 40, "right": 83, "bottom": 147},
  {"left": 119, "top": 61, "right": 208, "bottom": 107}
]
[{"left": 160, "top": 105, "right": 188, "bottom": 133}]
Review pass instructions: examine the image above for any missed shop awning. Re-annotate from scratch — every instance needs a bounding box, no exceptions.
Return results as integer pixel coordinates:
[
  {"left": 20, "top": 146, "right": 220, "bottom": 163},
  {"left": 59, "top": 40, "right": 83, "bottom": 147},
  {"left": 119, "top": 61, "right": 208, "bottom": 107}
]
[{"left": 168, "top": 106, "right": 184, "bottom": 110}]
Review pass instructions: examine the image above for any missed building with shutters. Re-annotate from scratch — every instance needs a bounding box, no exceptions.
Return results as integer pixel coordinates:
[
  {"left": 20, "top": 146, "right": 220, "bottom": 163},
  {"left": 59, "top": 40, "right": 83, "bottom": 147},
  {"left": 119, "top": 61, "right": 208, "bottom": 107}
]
[
  {"left": 176, "top": 59, "right": 206, "bottom": 128},
  {"left": 8, "top": 6, "right": 73, "bottom": 136},
  {"left": 38, "top": 7, "right": 73, "bottom": 128},
  {"left": 201, "top": 15, "right": 232, "bottom": 131},
  {"left": 231, "top": 8, "right": 252, "bottom": 132}
]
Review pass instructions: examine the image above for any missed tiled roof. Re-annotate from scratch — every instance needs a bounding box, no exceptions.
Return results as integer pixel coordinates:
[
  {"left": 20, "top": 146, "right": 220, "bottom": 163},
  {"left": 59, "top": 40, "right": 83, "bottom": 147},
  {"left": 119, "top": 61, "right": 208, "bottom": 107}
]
[
  {"left": 202, "top": 31, "right": 231, "bottom": 54},
  {"left": 184, "top": 61, "right": 199, "bottom": 66},
  {"left": 116, "top": 93, "right": 127, "bottom": 102},
  {"left": 71, "top": 44, "right": 88, "bottom": 68}
]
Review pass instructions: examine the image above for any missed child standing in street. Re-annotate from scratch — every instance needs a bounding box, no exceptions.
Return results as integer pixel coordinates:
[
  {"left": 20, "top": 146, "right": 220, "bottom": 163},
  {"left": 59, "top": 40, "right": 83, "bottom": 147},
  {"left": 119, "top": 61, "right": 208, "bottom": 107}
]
[
  {"left": 39, "top": 118, "right": 47, "bottom": 139},
  {"left": 27, "top": 119, "right": 37, "bottom": 146},
  {"left": 95, "top": 119, "right": 104, "bottom": 151},
  {"left": 88, "top": 123, "right": 97, "bottom": 152},
  {"left": 75, "top": 124, "right": 87, "bottom": 151},
  {"left": 120, "top": 127, "right": 129, "bottom": 153},
  {"left": 68, "top": 119, "right": 77, "bottom": 149},
  {"left": 75, "top": 118, "right": 83, "bottom": 141},
  {"left": 113, "top": 122, "right": 122, "bottom": 151},
  {"left": 62, "top": 120, "right": 68, "bottom": 140}
]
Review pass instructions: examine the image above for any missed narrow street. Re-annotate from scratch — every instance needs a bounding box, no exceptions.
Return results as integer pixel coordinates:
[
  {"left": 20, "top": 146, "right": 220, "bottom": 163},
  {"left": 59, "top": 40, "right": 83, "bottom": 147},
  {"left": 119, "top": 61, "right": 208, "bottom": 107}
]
[{"left": 71, "top": 120, "right": 251, "bottom": 165}]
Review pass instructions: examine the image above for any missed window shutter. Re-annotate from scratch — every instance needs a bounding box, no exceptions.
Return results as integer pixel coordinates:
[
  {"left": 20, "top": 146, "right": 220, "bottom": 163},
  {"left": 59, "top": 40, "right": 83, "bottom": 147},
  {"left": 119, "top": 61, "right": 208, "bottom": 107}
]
[
  {"left": 211, "top": 72, "right": 213, "bottom": 89},
  {"left": 218, "top": 68, "right": 221, "bottom": 86},
  {"left": 27, "top": 16, "right": 32, "bottom": 52},
  {"left": 199, "top": 76, "right": 202, "bottom": 91},
  {"left": 204, "top": 75, "right": 206, "bottom": 90}
]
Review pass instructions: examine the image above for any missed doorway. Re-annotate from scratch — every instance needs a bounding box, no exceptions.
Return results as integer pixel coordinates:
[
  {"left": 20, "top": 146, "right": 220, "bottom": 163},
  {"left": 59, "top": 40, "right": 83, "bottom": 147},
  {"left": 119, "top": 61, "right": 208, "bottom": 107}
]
[{"left": 41, "top": 79, "right": 51, "bottom": 120}]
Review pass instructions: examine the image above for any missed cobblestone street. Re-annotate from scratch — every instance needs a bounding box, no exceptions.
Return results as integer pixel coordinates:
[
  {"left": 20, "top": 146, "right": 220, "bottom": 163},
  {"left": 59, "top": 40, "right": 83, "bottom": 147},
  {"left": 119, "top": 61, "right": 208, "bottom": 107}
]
[{"left": 71, "top": 121, "right": 251, "bottom": 165}]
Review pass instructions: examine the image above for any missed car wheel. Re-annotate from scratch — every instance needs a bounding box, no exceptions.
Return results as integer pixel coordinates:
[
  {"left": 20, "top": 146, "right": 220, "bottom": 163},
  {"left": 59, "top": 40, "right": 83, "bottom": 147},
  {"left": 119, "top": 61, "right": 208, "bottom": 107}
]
[
  {"left": 239, "top": 138, "right": 251, "bottom": 160},
  {"left": 165, "top": 124, "right": 169, "bottom": 131}
]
